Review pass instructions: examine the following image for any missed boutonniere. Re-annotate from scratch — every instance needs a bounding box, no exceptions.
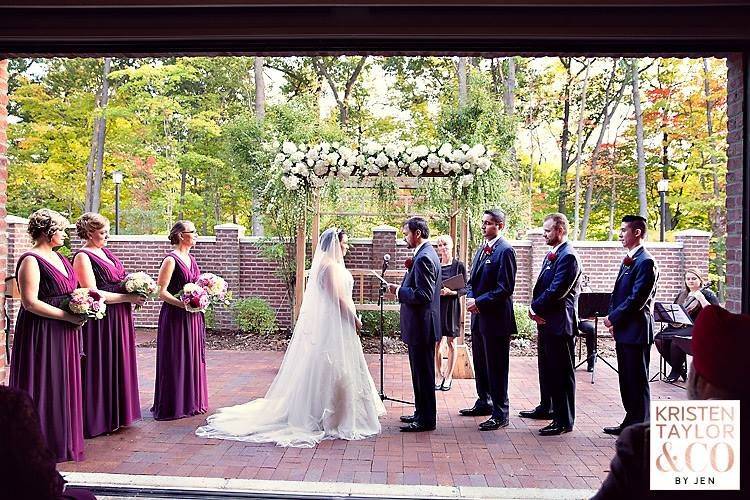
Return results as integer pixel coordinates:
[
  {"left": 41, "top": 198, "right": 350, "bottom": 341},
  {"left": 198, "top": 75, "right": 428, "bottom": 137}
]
[
  {"left": 546, "top": 252, "right": 557, "bottom": 262},
  {"left": 623, "top": 256, "right": 635, "bottom": 267},
  {"left": 405, "top": 257, "right": 414, "bottom": 270},
  {"left": 482, "top": 245, "right": 493, "bottom": 257}
]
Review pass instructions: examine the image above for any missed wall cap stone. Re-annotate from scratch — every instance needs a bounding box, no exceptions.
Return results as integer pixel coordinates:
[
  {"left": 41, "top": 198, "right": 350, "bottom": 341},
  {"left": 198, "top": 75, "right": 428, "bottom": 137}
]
[
  {"left": 6, "top": 215, "right": 28, "bottom": 224},
  {"left": 214, "top": 223, "right": 245, "bottom": 235},
  {"left": 674, "top": 229, "right": 712, "bottom": 237},
  {"left": 525, "top": 228, "right": 544, "bottom": 236},
  {"left": 570, "top": 240, "right": 682, "bottom": 249},
  {"left": 372, "top": 225, "right": 397, "bottom": 232}
]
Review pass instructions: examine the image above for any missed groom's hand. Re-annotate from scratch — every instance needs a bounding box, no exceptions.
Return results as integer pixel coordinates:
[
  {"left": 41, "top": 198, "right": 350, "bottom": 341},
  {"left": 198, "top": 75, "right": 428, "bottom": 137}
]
[
  {"left": 387, "top": 283, "right": 398, "bottom": 295},
  {"left": 466, "top": 297, "right": 478, "bottom": 313}
]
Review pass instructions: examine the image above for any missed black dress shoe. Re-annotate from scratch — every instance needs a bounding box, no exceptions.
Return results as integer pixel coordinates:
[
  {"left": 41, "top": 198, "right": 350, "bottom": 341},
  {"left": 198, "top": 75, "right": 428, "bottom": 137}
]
[
  {"left": 540, "top": 422, "right": 558, "bottom": 432},
  {"left": 400, "top": 422, "right": 435, "bottom": 432},
  {"left": 441, "top": 379, "right": 452, "bottom": 391},
  {"left": 459, "top": 405, "right": 493, "bottom": 417},
  {"left": 603, "top": 426, "right": 622, "bottom": 435},
  {"left": 399, "top": 414, "right": 417, "bottom": 423},
  {"left": 586, "top": 363, "right": 595, "bottom": 372},
  {"left": 539, "top": 424, "right": 572, "bottom": 436},
  {"left": 519, "top": 408, "right": 553, "bottom": 420},
  {"left": 478, "top": 417, "right": 509, "bottom": 431}
]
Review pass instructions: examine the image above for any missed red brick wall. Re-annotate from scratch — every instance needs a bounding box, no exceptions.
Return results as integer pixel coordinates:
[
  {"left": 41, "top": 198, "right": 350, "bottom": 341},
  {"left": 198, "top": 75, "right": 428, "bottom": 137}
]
[
  {"left": 4, "top": 219, "right": 712, "bottom": 332},
  {"left": 0, "top": 60, "right": 8, "bottom": 383},
  {"left": 726, "top": 54, "right": 745, "bottom": 313}
]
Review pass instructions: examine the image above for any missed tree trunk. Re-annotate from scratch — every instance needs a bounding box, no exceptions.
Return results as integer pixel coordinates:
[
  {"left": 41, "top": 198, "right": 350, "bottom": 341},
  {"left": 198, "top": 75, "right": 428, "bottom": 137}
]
[
  {"left": 631, "top": 59, "right": 648, "bottom": 218},
  {"left": 254, "top": 56, "right": 266, "bottom": 121},
  {"left": 503, "top": 57, "right": 519, "bottom": 183},
  {"left": 572, "top": 61, "right": 591, "bottom": 240},
  {"left": 457, "top": 57, "right": 468, "bottom": 108},
  {"left": 252, "top": 56, "right": 265, "bottom": 236},
  {"left": 85, "top": 57, "right": 112, "bottom": 212},
  {"left": 313, "top": 56, "right": 367, "bottom": 126},
  {"left": 558, "top": 58, "right": 572, "bottom": 213},
  {"left": 178, "top": 167, "right": 187, "bottom": 220},
  {"left": 580, "top": 62, "right": 626, "bottom": 240}
]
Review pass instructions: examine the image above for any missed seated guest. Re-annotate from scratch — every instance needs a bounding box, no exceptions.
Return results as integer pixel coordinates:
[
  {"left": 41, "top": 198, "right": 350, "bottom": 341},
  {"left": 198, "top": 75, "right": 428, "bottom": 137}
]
[
  {"left": 654, "top": 269, "right": 719, "bottom": 382},
  {"left": 0, "top": 385, "right": 96, "bottom": 499},
  {"left": 593, "top": 305, "right": 750, "bottom": 499}
]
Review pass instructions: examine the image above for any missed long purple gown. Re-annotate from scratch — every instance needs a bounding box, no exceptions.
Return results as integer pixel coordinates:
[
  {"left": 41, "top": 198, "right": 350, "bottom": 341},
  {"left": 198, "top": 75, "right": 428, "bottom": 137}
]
[
  {"left": 75, "top": 247, "right": 141, "bottom": 438},
  {"left": 9, "top": 252, "right": 85, "bottom": 463},
  {"left": 151, "top": 251, "right": 208, "bottom": 420}
]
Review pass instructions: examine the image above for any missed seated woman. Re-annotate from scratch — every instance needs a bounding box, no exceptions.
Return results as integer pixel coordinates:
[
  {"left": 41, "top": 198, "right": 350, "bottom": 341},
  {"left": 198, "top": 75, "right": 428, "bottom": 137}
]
[{"left": 654, "top": 268, "right": 719, "bottom": 382}]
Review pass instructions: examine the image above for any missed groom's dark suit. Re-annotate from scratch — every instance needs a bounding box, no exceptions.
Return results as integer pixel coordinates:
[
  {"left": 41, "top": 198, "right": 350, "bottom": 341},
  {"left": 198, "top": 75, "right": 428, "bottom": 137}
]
[
  {"left": 466, "top": 237, "right": 517, "bottom": 421},
  {"left": 398, "top": 242, "right": 442, "bottom": 429}
]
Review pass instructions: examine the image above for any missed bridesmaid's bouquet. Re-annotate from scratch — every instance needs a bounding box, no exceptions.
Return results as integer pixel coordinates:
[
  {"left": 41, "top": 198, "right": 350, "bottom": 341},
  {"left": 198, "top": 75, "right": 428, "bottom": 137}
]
[
  {"left": 196, "top": 272, "right": 233, "bottom": 307},
  {"left": 122, "top": 272, "right": 160, "bottom": 308},
  {"left": 67, "top": 288, "right": 107, "bottom": 320},
  {"left": 179, "top": 283, "right": 210, "bottom": 313}
]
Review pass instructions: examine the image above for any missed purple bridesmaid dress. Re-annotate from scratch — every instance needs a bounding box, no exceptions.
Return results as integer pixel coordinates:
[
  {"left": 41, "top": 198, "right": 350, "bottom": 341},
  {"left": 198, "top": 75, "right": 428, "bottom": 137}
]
[
  {"left": 151, "top": 251, "right": 208, "bottom": 420},
  {"left": 9, "top": 252, "right": 85, "bottom": 463},
  {"left": 75, "top": 247, "right": 141, "bottom": 438}
]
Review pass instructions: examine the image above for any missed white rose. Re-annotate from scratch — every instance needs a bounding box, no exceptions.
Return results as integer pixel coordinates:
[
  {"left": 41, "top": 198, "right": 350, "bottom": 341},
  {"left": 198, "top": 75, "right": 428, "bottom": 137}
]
[
  {"left": 282, "top": 142, "right": 297, "bottom": 154},
  {"left": 438, "top": 143, "right": 452, "bottom": 157},
  {"left": 413, "top": 145, "right": 429, "bottom": 157},
  {"left": 408, "top": 164, "right": 422, "bottom": 176}
]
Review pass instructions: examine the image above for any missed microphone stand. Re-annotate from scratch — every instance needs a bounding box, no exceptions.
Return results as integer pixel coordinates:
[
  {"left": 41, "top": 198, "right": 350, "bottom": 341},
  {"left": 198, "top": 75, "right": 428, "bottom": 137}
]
[{"left": 378, "top": 259, "right": 412, "bottom": 405}]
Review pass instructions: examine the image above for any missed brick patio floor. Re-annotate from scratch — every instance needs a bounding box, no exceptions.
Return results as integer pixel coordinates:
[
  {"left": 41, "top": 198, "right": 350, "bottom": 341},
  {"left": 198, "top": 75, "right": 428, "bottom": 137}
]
[{"left": 58, "top": 341, "right": 686, "bottom": 490}]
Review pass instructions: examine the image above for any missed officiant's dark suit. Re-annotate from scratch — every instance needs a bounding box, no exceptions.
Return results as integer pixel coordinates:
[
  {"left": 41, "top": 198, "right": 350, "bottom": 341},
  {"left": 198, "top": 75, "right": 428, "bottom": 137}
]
[
  {"left": 605, "top": 216, "right": 658, "bottom": 435},
  {"left": 530, "top": 238, "right": 581, "bottom": 433},
  {"left": 463, "top": 210, "right": 517, "bottom": 429},
  {"left": 395, "top": 218, "right": 441, "bottom": 431}
]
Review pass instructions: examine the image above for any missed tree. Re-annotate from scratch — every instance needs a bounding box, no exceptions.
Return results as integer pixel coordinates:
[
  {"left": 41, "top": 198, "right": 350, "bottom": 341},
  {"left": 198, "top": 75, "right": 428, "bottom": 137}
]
[
  {"left": 631, "top": 58, "right": 648, "bottom": 218},
  {"left": 312, "top": 56, "right": 368, "bottom": 126},
  {"left": 84, "top": 57, "right": 112, "bottom": 212}
]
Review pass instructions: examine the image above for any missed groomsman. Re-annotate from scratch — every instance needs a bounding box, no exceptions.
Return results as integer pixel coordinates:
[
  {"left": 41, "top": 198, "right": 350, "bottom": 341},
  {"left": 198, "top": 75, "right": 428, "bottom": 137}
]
[
  {"left": 603, "top": 215, "right": 658, "bottom": 436},
  {"left": 388, "top": 217, "right": 441, "bottom": 432},
  {"left": 460, "top": 209, "right": 517, "bottom": 431},
  {"left": 524, "top": 213, "right": 581, "bottom": 435}
]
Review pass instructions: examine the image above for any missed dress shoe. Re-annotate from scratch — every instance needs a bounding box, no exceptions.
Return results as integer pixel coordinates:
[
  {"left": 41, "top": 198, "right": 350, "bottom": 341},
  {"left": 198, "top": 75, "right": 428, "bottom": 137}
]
[
  {"left": 478, "top": 417, "right": 509, "bottom": 431},
  {"left": 519, "top": 408, "right": 553, "bottom": 420},
  {"left": 399, "top": 414, "right": 417, "bottom": 423},
  {"left": 539, "top": 424, "right": 572, "bottom": 436},
  {"left": 441, "top": 379, "right": 452, "bottom": 391},
  {"left": 603, "top": 426, "right": 623, "bottom": 435},
  {"left": 459, "top": 405, "right": 493, "bottom": 417},
  {"left": 400, "top": 422, "right": 435, "bottom": 432},
  {"left": 540, "top": 422, "right": 558, "bottom": 432},
  {"left": 435, "top": 378, "right": 445, "bottom": 391}
]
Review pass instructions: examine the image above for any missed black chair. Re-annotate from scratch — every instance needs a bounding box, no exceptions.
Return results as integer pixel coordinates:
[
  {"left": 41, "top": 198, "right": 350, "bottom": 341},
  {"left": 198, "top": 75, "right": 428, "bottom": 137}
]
[{"left": 4, "top": 275, "right": 19, "bottom": 366}]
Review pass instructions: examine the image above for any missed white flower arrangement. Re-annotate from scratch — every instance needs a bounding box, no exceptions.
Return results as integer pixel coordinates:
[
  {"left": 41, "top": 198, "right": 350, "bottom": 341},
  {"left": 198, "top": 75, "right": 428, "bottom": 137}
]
[{"left": 272, "top": 140, "right": 493, "bottom": 192}]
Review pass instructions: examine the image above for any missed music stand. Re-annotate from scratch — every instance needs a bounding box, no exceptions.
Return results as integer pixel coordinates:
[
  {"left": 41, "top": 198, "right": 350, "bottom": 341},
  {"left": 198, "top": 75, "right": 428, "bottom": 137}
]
[
  {"left": 371, "top": 271, "right": 413, "bottom": 406},
  {"left": 575, "top": 292, "right": 617, "bottom": 383},
  {"left": 651, "top": 302, "right": 693, "bottom": 383}
]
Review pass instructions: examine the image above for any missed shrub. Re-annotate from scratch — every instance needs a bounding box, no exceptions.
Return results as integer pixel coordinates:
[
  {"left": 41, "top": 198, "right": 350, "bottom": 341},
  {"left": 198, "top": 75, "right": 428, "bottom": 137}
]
[
  {"left": 359, "top": 310, "right": 400, "bottom": 337},
  {"left": 514, "top": 303, "right": 537, "bottom": 340},
  {"left": 231, "top": 297, "right": 277, "bottom": 335}
]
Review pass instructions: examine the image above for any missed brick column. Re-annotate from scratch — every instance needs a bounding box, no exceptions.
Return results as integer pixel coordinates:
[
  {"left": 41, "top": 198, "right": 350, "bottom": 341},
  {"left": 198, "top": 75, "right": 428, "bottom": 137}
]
[
  {"left": 212, "top": 224, "right": 244, "bottom": 330},
  {"left": 674, "top": 230, "right": 711, "bottom": 281},
  {"left": 0, "top": 59, "right": 9, "bottom": 383},
  {"left": 725, "top": 54, "right": 745, "bottom": 313},
  {"left": 526, "top": 228, "right": 547, "bottom": 282}
]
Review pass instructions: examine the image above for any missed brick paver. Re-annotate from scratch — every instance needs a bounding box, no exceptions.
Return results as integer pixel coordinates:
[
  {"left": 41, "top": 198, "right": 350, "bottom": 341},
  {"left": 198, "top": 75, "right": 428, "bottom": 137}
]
[{"left": 58, "top": 341, "right": 686, "bottom": 489}]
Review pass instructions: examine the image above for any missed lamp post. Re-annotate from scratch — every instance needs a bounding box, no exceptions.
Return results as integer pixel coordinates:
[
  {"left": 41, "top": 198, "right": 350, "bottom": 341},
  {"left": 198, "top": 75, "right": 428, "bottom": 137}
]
[
  {"left": 657, "top": 178, "right": 669, "bottom": 242},
  {"left": 112, "top": 170, "right": 123, "bottom": 235}
]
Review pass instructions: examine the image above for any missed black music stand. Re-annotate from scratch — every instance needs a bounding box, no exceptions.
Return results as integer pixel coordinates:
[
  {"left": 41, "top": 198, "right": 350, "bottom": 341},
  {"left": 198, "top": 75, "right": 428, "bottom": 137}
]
[
  {"left": 651, "top": 302, "right": 693, "bottom": 383},
  {"left": 575, "top": 292, "right": 617, "bottom": 383}
]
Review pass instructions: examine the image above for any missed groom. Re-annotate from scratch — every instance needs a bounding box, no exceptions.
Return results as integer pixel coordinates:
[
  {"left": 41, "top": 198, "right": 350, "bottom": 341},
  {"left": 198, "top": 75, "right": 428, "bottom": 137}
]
[{"left": 388, "top": 217, "right": 441, "bottom": 432}]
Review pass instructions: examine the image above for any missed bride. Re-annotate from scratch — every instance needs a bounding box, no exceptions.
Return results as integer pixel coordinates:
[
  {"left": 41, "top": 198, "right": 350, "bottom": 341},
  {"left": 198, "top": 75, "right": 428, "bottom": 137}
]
[{"left": 196, "top": 228, "right": 386, "bottom": 447}]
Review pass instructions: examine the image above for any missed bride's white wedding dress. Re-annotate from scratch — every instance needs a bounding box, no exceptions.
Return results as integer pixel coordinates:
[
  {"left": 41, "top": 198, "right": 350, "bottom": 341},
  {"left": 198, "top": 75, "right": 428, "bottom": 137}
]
[{"left": 196, "top": 228, "right": 385, "bottom": 447}]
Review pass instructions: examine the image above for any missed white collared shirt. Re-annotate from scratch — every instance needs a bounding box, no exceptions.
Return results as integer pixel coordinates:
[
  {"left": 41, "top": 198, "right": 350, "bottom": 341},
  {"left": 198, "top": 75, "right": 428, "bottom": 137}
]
[
  {"left": 627, "top": 244, "right": 643, "bottom": 259},
  {"left": 484, "top": 235, "right": 500, "bottom": 250}
]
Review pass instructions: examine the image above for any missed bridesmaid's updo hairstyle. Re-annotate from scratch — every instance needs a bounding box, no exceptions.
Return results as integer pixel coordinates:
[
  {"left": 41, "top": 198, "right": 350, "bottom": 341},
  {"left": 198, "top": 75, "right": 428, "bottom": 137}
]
[
  {"left": 168, "top": 220, "right": 190, "bottom": 245},
  {"left": 320, "top": 228, "right": 346, "bottom": 252},
  {"left": 75, "top": 212, "right": 109, "bottom": 240},
  {"left": 27, "top": 209, "right": 70, "bottom": 243}
]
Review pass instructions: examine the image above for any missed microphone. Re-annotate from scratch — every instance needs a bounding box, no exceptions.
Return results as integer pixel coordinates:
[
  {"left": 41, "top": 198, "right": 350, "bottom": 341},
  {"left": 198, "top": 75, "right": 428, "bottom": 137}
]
[{"left": 381, "top": 253, "right": 391, "bottom": 275}]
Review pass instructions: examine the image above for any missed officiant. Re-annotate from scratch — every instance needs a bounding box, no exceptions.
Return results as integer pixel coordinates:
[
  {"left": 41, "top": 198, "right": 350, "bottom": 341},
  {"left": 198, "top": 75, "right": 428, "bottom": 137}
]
[{"left": 434, "top": 235, "right": 467, "bottom": 392}]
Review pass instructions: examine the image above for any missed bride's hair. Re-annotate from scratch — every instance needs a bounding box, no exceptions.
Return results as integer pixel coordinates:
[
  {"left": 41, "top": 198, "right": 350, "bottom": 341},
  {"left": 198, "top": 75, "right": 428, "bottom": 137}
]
[{"left": 320, "top": 228, "right": 346, "bottom": 252}]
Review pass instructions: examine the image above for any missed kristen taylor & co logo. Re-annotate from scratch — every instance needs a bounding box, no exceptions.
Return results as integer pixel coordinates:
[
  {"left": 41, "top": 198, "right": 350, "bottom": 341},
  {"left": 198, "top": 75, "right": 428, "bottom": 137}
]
[{"left": 651, "top": 400, "right": 740, "bottom": 490}]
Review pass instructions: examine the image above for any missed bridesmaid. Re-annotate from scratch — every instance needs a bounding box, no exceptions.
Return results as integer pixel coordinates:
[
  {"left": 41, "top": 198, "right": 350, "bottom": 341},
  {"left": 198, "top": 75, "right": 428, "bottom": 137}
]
[
  {"left": 151, "top": 220, "right": 208, "bottom": 420},
  {"left": 10, "top": 209, "right": 87, "bottom": 462},
  {"left": 72, "top": 213, "right": 144, "bottom": 437}
]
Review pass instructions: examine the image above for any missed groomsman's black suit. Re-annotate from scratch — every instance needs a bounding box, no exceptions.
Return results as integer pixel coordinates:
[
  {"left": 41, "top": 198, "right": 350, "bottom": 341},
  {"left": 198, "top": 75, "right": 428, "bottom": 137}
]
[
  {"left": 530, "top": 241, "right": 581, "bottom": 430},
  {"left": 398, "top": 242, "right": 442, "bottom": 429},
  {"left": 466, "top": 238, "right": 518, "bottom": 421},
  {"left": 608, "top": 246, "right": 658, "bottom": 428}
]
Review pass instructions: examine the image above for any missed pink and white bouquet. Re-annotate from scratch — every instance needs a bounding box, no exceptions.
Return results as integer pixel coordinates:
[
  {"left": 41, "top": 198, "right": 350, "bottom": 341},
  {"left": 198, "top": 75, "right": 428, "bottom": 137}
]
[
  {"left": 122, "top": 272, "right": 160, "bottom": 300},
  {"left": 67, "top": 288, "right": 107, "bottom": 320},
  {"left": 196, "top": 272, "right": 232, "bottom": 307},
  {"left": 179, "top": 283, "right": 210, "bottom": 313}
]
